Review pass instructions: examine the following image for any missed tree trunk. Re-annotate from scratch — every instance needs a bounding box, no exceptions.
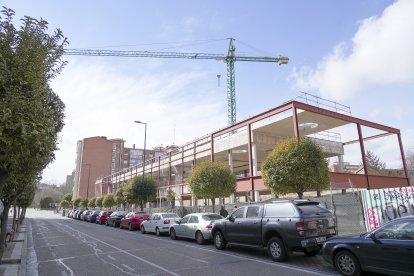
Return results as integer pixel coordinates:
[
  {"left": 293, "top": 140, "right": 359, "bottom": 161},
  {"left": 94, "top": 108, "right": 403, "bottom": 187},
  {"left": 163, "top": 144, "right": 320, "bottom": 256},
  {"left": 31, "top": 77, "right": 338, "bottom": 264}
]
[
  {"left": 297, "top": 192, "right": 303, "bottom": 199},
  {"left": 211, "top": 198, "right": 216, "bottom": 213},
  {"left": 316, "top": 190, "right": 321, "bottom": 197},
  {"left": 0, "top": 203, "right": 11, "bottom": 264},
  {"left": 140, "top": 201, "right": 144, "bottom": 211},
  {"left": 12, "top": 205, "right": 17, "bottom": 238},
  {"left": 17, "top": 207, "right": 21, "bottom": 223}
]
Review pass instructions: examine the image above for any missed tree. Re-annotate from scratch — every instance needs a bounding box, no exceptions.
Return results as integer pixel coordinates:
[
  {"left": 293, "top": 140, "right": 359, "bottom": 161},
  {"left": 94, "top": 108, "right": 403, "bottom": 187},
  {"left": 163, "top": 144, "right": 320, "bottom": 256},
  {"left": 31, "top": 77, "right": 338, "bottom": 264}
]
[
  {"left": 15, "top": 181, "right": 36, "bottom": 223},
  {"left": 261, "top": 138, "right": 330, "bottom": 199},
  {"left": 166, "top": 188, "right": 176, "bottom": 208},
  {"left": 0, "top": 7, "right": 67, "bottom": 262},
  {"left": 95, "top": 197, "right": 103, "bottom": 209},
  {"left": 73, "top": 197, "right": 82, "bottom": 208},
  {"left": 40, "top": 196, "right": 55, "bottom": 209},
  {"left": 60, "top": 200, "right": 70, "bottom": 209},
  {"left": 102, "top": 194, "right": 116, "bottom": 209},
  {"left": 88, "top": 197, "right": 96, "bottom": 209},
  {"left": 114, "top": 187, "right": 126, "bottom": 210},
  {"left": 129, "top": 176, "right": 157, "bottom": 211},
  {"left": 81, "top": 198, "right": 89, "bottom": 208},
  {"left": 365, "top": 150, "right": 386, "bottom": 172},
  {"left": 0, "top": 7, "right": 67, "bottom": 196},
  {"left": 62, "top": 193, "right": 72, "bottom": 203},
  {"left": 188, "top": 160, "right": 236, "bottom": 212}
]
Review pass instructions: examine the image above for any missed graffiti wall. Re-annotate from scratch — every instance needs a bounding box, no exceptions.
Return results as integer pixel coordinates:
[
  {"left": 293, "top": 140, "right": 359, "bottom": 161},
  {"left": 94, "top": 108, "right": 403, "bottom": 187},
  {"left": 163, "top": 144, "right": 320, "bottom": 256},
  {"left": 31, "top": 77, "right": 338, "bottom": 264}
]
[{"left": 361, "top": 186, "right": 414, "bottom": 231}]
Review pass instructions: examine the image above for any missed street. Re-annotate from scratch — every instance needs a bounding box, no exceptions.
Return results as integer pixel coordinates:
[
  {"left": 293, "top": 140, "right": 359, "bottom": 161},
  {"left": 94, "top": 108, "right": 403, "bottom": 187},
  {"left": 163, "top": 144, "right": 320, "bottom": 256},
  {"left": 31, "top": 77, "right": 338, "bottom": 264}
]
[{"left": 25, "top": 210, "right": 338, "bottom": 276}]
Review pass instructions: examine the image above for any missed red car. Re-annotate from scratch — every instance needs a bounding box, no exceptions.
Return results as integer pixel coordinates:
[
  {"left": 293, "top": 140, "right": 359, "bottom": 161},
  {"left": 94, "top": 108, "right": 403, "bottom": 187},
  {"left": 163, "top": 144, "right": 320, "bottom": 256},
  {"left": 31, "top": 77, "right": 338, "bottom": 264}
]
[
  {"left": 96, "top": 210, "right": 113, "bottom": 225},
  {"left": 120, "top": 211, "right": 149, "bottom": 231}
]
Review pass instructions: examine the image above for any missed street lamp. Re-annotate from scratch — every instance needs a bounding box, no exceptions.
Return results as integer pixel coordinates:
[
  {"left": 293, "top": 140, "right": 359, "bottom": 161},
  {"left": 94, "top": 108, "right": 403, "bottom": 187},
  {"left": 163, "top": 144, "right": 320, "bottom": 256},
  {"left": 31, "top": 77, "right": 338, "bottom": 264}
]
[
  {"left": 134, "top": 121, "right": 147, "bottom": 181},
  {"left": 83, "top": 163, "right": 91, "bottom": 200}
]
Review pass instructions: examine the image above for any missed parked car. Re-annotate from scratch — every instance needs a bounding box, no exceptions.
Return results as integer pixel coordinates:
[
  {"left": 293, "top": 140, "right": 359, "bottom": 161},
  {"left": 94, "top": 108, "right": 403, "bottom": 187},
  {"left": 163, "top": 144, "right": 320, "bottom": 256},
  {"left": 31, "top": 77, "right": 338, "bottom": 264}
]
[
  {"left": 80, "top": 210, "right": 92, "bottom": 221},
  {"left": 67, "top": 209, "right": 75, "bottom": 218},
  {"left": 322, "top": 216, "right": 414, "bottom": 276},
  {"left": 141, "top": 213, "right": 180, "bottom": 236},
  {"left": 120, "top": 212, "right": 149, "bottom": 231},
  {"left": 170, "top": 213, "right": 223, "bottom": 244},
  {"left": 211, "top": 200, "right": 336, "bottom": 262},
  {"left": 96, "top": 210, "right": 112, "bottom": 225},
  {"left": 74, "top": 209, "right": 85, "bottom": 220},
  {"left": 86, "top": 211, "right": 100, "bottom": 223},
  {"left": 106, "top": 211, "right": 128, "bottom": 227}
]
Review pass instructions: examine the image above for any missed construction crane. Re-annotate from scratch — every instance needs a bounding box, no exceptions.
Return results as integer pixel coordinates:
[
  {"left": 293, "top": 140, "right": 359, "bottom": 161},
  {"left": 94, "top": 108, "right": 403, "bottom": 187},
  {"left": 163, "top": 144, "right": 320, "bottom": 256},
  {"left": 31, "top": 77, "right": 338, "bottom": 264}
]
[{"left": 64, "top": 38, "right": 289, "bottom": 125}]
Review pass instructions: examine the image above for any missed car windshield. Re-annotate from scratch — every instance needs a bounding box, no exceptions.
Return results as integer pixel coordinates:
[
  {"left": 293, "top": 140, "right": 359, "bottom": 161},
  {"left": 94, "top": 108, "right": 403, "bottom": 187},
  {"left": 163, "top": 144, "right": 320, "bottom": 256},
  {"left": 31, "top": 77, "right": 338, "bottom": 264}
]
[
  {"left": 202, "top": 214, "right": 223, "bottom": 221},
  {"left": 163, "top": 214, "right": 179, "bottom": 218},
  {"left": 118, "top": 211, "right": 128, "bottom": 216}
]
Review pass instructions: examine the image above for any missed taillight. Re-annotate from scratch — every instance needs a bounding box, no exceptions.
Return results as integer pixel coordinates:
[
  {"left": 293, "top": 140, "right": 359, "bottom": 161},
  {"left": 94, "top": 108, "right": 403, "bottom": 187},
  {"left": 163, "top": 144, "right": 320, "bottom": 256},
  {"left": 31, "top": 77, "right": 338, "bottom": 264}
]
[
  {"left": 163, "top": 219, "right": 170, "bottom": 224},
  {"left": 296, "top": 221, "right": 305, "bottom": 236},
  {"left": 206, "top": 224, "right": 212, "bottom": 229}
]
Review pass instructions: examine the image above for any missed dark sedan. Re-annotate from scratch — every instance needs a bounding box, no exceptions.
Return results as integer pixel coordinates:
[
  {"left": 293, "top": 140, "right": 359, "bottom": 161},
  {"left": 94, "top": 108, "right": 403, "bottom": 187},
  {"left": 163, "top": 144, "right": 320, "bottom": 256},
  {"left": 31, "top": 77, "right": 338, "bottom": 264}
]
[
  {"left": 86, "top": 211, "right": 100, "bottom": 223},
  {"left": 322, "top": 216, "right": 414, "bottom": 276},
  {"left": 106, "top": 211, "right": 128, "bottom": 227}
]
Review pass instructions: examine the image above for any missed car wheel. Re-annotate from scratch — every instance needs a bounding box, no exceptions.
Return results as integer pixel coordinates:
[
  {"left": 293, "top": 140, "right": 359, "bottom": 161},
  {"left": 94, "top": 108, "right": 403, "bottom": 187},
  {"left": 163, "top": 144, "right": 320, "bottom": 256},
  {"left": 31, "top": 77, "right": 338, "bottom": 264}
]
[
  {"left": 304, "top": 249, "right": 320, "bottom": 257},
  {"left": 170, "top": 228, "right": 177, "bottom": 240},
  {"left": 155, "top": 227, "right": 160, "bottom": 236},
  {"left": 214, "top": 231, "right": 227, "bottom": 250},
  {"left": 267, "top": 237, "right": 287, "bottom": 262},
  {"left": 335, "top": 250, "right": 361, "bottom": 276},
  {"left": 141, "top": 226, "right": 146, "bottom": 234},
  {"left": 128, "top": 223, "right": 133, "bottom": 231},
  {"left": 196, "top": 231, "right": 205, "bottom": 245}
]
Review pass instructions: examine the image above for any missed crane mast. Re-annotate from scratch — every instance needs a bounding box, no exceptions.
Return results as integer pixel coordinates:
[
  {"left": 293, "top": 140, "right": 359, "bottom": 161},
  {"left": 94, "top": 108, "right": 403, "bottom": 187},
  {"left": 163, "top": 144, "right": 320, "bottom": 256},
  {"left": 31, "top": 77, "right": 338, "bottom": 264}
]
[{"left": 64, "top": 39, "right": 288, "bottom": 125}]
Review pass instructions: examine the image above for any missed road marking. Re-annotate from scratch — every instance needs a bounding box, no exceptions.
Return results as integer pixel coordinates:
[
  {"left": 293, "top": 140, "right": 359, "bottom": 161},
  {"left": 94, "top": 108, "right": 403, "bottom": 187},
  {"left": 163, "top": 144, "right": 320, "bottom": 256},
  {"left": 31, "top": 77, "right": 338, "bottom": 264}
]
[
  {"left": 54, "top": 222, "right": 181, "bottom": 276},
  {"left": 57, "top": 259, "right": 74, "bottom": 276},
  {"left": 107, "top": 255, "right": 116, "bottom": 261},
  {"left": 122, "top": 264, "right": 134, "bottom": 271},
  {"left": 61, "top": 271, "right": 68, "bottom": 276},
  {"left": 195, "top": 258, "right": 209, "bottom": 264}
]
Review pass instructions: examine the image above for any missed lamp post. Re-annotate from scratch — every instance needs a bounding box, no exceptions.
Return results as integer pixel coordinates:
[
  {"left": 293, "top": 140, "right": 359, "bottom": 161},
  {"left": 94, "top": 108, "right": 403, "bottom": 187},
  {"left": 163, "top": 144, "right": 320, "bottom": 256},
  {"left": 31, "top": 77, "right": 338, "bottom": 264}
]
[
  {"left": 83, "top": 163, "right": 91, "bottom": 200},
  {"left": 134, "top": 121, "right": 147, "bottom": 181}
]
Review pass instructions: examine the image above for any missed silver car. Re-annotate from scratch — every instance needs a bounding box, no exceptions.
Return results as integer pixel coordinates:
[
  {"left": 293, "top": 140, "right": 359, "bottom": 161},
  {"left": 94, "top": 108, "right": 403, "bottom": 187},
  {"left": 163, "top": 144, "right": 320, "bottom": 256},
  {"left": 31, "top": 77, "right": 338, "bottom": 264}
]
[
  {"left": 169, "top": 213, "right": 223, "bottom": 244},
  {"left": 140, "top": 212, "right": 180, "bottom": 236}
]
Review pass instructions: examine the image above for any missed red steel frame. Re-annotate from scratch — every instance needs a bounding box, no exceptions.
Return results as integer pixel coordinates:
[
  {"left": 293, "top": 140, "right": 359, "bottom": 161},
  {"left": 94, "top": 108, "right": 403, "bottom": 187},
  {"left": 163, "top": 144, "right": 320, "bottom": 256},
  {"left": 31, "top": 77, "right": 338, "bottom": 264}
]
[{"left": 96, "top": 100, "right": 410, "bottom": 204}]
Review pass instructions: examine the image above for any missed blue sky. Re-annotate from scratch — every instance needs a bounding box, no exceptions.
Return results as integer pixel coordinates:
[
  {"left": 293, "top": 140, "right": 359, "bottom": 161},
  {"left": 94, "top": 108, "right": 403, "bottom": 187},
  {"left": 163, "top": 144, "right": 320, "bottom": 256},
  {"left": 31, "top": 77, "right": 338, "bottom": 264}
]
[{"left": 3, "top": 0, "right": 413, "bottom": 184}]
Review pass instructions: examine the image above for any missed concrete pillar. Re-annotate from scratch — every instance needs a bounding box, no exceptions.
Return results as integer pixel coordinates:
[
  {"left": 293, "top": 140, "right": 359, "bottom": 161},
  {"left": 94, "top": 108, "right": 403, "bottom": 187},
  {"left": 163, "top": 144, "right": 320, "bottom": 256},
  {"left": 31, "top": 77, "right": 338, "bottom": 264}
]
[
  {"left": 252, "top": 143, "right": 258, "bottom": 176},
  {"left": 229, "top": 193, "right": 235, "bottom": 204},
  {"left": 337, "top": 155, "right": 344, "bottom": 172},
  {"left": 228, "top": 150, "right": 233, "bottom": 172},
  {"left": 254, "top": 190, "right": 260, "bottom": 202}
]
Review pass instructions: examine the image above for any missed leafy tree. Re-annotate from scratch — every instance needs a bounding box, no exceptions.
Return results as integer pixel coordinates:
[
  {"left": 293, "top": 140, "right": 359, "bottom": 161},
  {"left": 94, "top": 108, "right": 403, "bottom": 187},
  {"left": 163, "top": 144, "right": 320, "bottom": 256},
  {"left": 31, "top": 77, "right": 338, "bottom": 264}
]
[
  {"left": 95, "top": 196, "right": 103, "bottom": 208},
  {"left": 62, "top": 193, "right": 72, "bottom": 203},
  {"left": 166, "top": 188, "right": 176, "bottom": 207},
  {"left": 0, "top": 7, "right": 67, "bottom": 261},
  {"left": 0, "top": 7, "right": 67, "bottom": 196},
  {"left": 15, "top": 181, "right": 36, "bottom": 223},
  {"left": 102, "top": 194, "right": 116, "bottom": 209},
  {"left": 261, "top": 138, "right": 330, "bottom": 199},
  {"left": 365, "top": 150, "right": 386, "bottom": 171},
  {"left": 114, "top": 187, "right": 126, "bottom": 210},
  {"left": 60, "top": 199, "right": 70, "bottom": 209},
  {"left": 73, "top": 197, "right": 82, "bottom": 208},
  {"left": 129, "top": 176, "right": 157, "bottom": 211},
  {"left": 188, "top": 160, "right": 236, "bottom": 212},
  {"left": 40, "top": 196, "right": 55, "bottom": 209},
  {"left": 88, "top": 197, "right": 96, "bottom": 209},
  {"left": 81, "top": 198, "right": 89, "bottom": 208}
]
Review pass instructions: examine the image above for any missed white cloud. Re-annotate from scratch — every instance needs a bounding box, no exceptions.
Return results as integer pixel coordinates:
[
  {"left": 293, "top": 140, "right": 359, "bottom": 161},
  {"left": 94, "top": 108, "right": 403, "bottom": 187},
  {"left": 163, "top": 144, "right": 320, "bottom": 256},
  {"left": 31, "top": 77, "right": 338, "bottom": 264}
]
[
  {"left": 291, "top": 0, "right": 414, "bottom": 101},
  {"left": 42, "top": 59, "right": 226, "bottom": 183}
]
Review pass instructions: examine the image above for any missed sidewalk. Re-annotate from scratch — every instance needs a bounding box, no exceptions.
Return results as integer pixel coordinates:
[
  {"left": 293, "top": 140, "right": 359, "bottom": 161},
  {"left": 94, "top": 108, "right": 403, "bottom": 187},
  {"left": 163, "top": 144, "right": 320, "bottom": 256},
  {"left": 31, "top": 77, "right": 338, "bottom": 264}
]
[
  {"left": 0, "top": 209, "right": 65, "bottom": 276},
  {"left": 0, "top": 218, "right": 27, "bottom": 276}
]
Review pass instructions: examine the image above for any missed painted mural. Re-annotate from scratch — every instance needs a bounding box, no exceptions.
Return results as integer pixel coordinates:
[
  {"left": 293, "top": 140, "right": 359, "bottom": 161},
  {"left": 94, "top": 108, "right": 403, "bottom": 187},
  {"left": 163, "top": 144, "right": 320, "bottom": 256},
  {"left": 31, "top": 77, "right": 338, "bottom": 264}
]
[{"left": 361, "top": 186, "right": 414, "bottom": 231}]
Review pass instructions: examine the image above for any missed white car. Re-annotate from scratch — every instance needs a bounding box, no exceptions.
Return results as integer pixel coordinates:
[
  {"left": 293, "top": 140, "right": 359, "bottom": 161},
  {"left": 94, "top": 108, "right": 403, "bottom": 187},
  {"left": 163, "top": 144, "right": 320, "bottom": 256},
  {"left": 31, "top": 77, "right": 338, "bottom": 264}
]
[{"left": 140, "top": 212, "right": 180, "bottom": 236}]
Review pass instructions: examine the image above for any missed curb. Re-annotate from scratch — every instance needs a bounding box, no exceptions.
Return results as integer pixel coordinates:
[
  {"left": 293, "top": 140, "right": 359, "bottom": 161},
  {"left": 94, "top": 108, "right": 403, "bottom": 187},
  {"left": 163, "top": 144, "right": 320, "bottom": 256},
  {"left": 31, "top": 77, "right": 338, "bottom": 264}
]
[{"left": 18, "top": 219, "right": 28, "bottom": 276}]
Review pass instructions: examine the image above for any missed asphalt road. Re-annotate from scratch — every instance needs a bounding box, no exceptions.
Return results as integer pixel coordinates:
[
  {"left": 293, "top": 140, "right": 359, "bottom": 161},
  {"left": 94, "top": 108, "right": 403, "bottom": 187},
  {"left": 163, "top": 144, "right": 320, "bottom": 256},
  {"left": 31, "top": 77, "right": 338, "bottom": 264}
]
[{"left": 27, "top": 212, "right": 339, "bottom": 276}]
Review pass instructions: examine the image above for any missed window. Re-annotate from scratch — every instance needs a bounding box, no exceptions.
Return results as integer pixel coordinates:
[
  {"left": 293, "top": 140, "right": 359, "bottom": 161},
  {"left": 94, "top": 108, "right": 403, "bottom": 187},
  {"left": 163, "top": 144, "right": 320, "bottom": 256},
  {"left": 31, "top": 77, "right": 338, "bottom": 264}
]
[
  {"left": 189, "top": 216, "right": 199, "bottom": 223},
  {"left": 180, "top": 215, "right": 190, "bottom": 224},
  {"left": 202, "top": 214, "right": 223, "bottom": 221},
  {"left": 375, "top": 220, "right": 414, "bottom": 240},
  {"left": 231, "top": 207, "right": 246, "bottom": 219},
  {"left": 246, "top": 206, "right": 260, "bottom": 218},
  {"left": 265, "top": 203, "right": 296, "bottom": 217}
]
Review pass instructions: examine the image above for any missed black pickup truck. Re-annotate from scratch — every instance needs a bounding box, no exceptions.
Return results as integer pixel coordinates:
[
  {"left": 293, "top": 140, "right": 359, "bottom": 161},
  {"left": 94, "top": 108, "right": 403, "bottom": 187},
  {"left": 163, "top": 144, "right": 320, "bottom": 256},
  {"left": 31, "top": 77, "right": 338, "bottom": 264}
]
[{"left": 211, "top": 200, "right": 336, "bottom": 262}]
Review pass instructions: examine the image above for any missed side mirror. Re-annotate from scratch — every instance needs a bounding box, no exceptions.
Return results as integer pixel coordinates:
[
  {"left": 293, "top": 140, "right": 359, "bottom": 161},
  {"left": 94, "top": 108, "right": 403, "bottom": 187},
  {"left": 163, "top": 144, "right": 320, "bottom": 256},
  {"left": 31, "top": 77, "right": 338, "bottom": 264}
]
[{"left": 228, "top": 216, "right": 235, "bottom": 222}]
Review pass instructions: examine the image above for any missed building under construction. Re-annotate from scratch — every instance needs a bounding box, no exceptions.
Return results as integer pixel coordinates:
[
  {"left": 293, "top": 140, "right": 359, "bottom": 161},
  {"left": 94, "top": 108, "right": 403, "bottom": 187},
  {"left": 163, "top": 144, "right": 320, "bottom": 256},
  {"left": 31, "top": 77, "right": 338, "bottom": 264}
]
[{"left": 95, "top": 94, "right": 410, "bottom": 207}]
